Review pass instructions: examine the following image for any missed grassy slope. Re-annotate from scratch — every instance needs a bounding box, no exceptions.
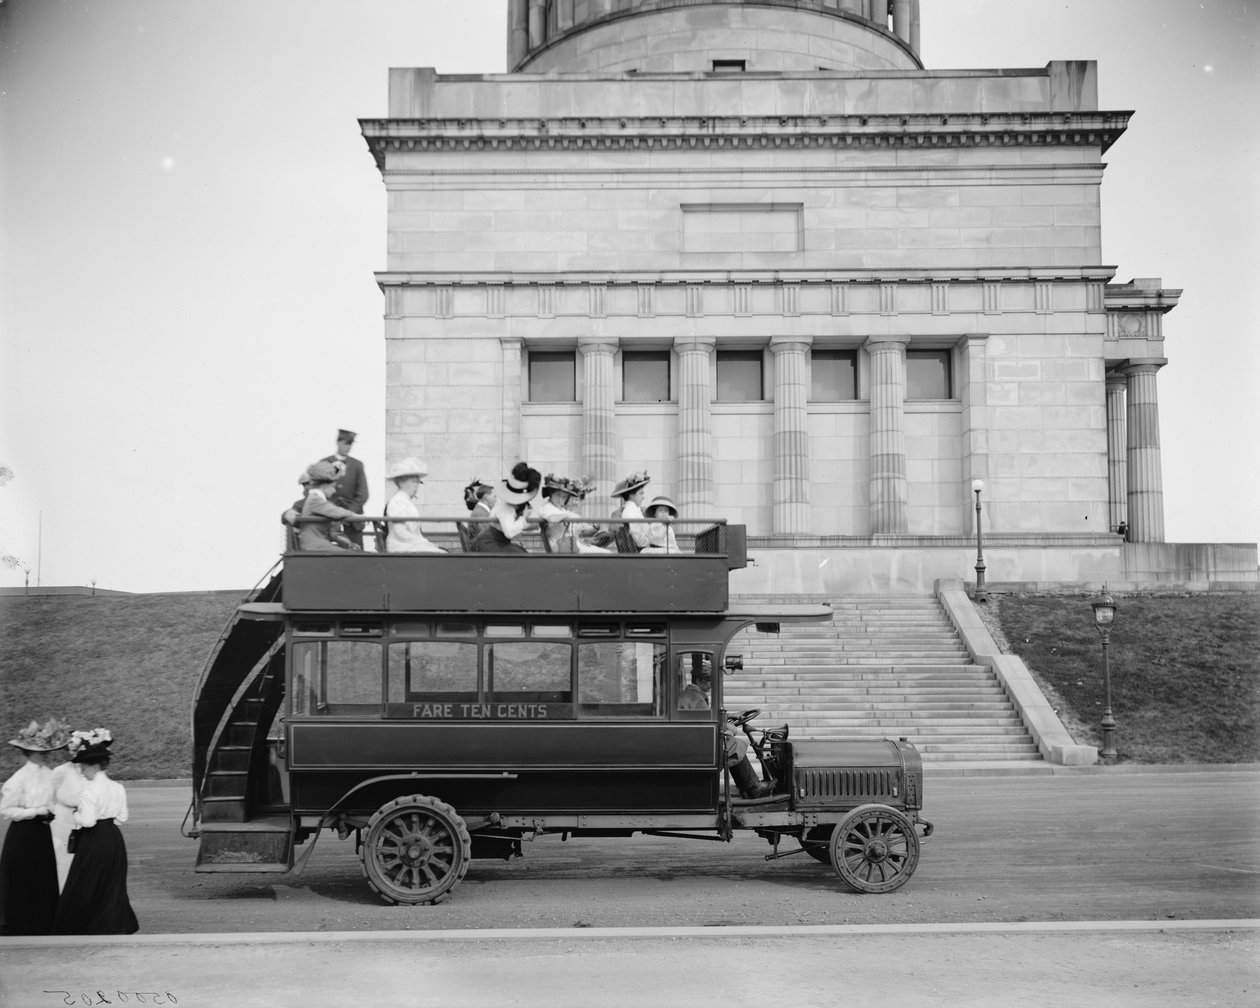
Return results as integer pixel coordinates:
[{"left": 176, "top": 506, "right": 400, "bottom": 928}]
[
  {"left": 989, "top": 592, "right": 1260, "bottom": 764},
  {"left": 0, "top": 593, "right": 240, "bottom": 779},
  {"left": 2, "top": 590, "right": 1257, "bottom": 778}
]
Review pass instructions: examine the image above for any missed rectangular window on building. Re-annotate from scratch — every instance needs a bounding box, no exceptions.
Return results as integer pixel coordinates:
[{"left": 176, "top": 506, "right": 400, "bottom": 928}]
[
  {"left": 716, "top": 350, "right": 764, "bottom": 402},
  {"left": 906, "top": 349, "right": 953, "bottom": 400},
  {"left": 528, "top": 351, "right": 576, "bottom": 402},
  {"left": 622, "top": 351, "right": 671, "bottom": 402},
  {"left": 810, "top": 349, "right": 858, "bottom": 401},
  {"left": 711, "top": 59, "right": 746, "bottom": 72}
]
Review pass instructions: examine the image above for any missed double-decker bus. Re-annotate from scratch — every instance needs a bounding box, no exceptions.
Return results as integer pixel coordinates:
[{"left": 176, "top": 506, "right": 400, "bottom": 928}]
[{"left": 187, "top": 514, "right": 932, "bottom": 904}]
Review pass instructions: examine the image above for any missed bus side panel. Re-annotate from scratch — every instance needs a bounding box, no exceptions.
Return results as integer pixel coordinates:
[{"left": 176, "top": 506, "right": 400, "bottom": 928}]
[{"left": 287, "top": 722, "right": 719, "bottom": 815}]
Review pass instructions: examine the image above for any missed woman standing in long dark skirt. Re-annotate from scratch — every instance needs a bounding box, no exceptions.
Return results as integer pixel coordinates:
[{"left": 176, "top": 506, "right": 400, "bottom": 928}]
[
  {"left": 52, "top": 730, "right": 138, "bottom": 935},
  {"left": 1, "top": 718, "right": 69, "bottom": 935}
]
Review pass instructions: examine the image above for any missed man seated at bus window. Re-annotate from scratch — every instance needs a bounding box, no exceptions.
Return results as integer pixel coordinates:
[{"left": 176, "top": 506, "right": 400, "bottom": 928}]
[{"left": 678, "top": 664, "right": 775, "bottom": 798}]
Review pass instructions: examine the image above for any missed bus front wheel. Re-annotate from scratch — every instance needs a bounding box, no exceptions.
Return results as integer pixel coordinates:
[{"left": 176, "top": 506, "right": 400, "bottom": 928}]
[{"left": 361, "top": 794, "right": 472, "bottom": 905}]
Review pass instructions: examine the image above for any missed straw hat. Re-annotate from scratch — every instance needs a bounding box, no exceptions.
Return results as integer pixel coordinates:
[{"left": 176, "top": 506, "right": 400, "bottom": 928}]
[
  {"left": 611, "top": 471, "right": 650, "bottom": 498},
  {"left": 387, "top": 457, "right": 429, "bottom": 481},
  {"left": 645, "top": 495, "right": 678, "bottom": 517},
  {"left": 7, "top": 718, "right": 70, "bottom": 753}
]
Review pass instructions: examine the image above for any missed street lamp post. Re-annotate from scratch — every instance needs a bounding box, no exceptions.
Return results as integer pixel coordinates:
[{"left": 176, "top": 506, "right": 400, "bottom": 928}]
[
  {"left": 971, "top": 479, "right": 988, "bottom": 603},
  {"left": 1090, "top": 586, "right": 1120, "bottom": 763}
]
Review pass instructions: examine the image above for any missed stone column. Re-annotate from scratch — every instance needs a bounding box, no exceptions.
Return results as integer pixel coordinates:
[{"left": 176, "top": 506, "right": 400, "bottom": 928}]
[
  {"left": 507, "top": 0, "right": 528, "bottom": 69},
  {"left": 527, "top": 0, "right": 546, "bottom": 49},
  {"left": 909, "top": 0, "right": 921, "bottom": 53},
  {"left": 865, "top": 334, "right": 911, "bottom": 534},
  {"left": 579, "top": 336, "right": 618, "bottom": 501},
  {"left": 893, "top": 0, "right": 912, "bottom": 41},
  {"left": 961, "top": 334, "right": 989, "bottom": 535},
  {"left": 675, "top": 336, "right": 716, "bottom": 514},
  {"left": 1123, "top": 358, "right": 1167, "bottom": 542},
  {"left": 499, "top": 337, "right": 523, "bottom": 466},
  {"left": 1106, "top": 374, "right": 1128, "bottom": 535},
  {"left": 770, "top": 336, "right": 812, "bottom": 534}
]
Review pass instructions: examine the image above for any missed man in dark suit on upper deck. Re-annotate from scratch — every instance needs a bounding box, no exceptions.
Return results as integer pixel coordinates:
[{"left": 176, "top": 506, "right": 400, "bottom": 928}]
[{"left": 322, "top": 428, "right": 369, "bottom": 548}]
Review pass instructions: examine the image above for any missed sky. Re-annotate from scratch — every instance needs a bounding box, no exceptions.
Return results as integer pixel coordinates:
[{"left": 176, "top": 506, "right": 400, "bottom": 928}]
[{"left": 1, "top": 0, "right": 1256, "bottom": 593}]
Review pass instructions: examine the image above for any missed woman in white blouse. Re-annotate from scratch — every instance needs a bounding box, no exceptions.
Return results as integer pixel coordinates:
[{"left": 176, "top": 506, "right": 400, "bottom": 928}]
[
  {"left": 642, "top": 495, "right": 682, "bottom": 554},
  {"left": 1, "top": 718, "right": 67, "bottom": 935},
  {"left": 50, "top": 758, "right": 85, "bottom": 891},
  {"left": 52, "top": 732, "right": 138, "bottom": 935},
  {"left": 384, "top": 457, "right": 447, "bottom": 554}
]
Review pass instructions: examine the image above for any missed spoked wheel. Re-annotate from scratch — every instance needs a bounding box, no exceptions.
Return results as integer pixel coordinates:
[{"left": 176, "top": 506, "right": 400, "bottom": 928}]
[
  {"left": 801, "top": 824, "right": 835, "bottom": 864},
  {"left": 361, "top": 795, "right": 471, "bottom": 905},
  {"left": 830, "top": 804, "right": 920, "bottom": 894}
]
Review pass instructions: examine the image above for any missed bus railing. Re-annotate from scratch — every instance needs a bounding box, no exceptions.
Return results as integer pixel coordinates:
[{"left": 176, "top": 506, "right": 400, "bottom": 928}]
[{"left": 285, "top": 514, "right": 735, "bottom": 559}]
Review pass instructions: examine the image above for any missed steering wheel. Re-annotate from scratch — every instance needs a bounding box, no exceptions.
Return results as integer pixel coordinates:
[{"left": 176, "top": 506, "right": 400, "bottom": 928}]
[{"left": 726, "top": 708, "right": 761, "bottom": 728}]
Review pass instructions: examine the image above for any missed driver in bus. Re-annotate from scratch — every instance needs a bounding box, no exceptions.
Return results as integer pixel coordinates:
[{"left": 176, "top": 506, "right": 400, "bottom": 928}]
[{"left": 678, "top": 663, "right": 775, "bottom": 799}]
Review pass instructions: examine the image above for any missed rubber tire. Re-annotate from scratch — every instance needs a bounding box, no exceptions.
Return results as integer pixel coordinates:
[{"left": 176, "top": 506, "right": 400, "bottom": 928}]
[{"left": 360, "top": 794, "right": 471, "bottom": 905}]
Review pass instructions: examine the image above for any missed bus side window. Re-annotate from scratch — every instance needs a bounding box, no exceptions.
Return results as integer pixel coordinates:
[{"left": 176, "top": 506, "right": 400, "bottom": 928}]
[
  {"left": 323, "top": 641, "right": 383, "bottom": 713},
  {"left": 389, "top": 640, "right": 479, "bottom": 703},
  {"left": 578, "top": 640, "right": 665, "bottom": 717},
  {"left": 290, "top": 641, "right": 320, "bottom": 716},
  {"left": 675, "top": 651, "right": 713, "bottom": 719}
]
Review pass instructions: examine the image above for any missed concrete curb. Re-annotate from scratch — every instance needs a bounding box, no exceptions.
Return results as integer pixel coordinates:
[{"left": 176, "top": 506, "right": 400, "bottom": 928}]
[{"left": 2, "top": 919, "right": 1257, "bottom": 949}]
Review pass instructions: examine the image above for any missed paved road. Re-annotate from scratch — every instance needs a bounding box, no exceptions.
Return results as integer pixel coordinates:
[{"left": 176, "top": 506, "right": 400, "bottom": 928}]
[
  {"left": 2, "top": 769, "right": 1257, "bottom": 1006},
  {"left": 73, "top": 768, "right": 1260, "bottom": 932}
]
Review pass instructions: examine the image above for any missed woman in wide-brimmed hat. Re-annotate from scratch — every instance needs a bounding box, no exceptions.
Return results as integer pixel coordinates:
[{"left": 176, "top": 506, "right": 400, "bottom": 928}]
[
  {"left": 537, "top": 474, "right": 612, "bottom": 554},
  {"left": 642, "top": 494, "right": 682, "bottom": 554},
  {"left": 610, "top": 470, "right": 652, "bottom": 552},
  {"left": 472, "top": 462, "right": 541, "bottom": 553},
  {"left": 52, "top": 730, "right": 138, "bottom": 935},
  {"left": 384, "top": 457, "right": 446, "bottom": 554},
  {"left": 1, "top": 717, "right": 69, "bottom": 934},
  {"left": 298, "top": 459, "right": 368, "bottom": 551}
]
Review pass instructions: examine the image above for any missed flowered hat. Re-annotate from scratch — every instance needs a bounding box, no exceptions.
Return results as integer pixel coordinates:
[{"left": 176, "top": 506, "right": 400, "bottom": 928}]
[
  {"left": 68, "top": 728, "right": 114, "bottom": 764},
  {"left": 305, "top": 459, "right": 344, "bottom": 484},
  {"left": 500, "top": 462, "right": 542, "bottom": 505},
  {"left": 612, "top": 470, "right": 650, "bottom": 498},
  {"left": 543, "top": 474, "right": 596, "bottom": 501},
  {"left": 8, "top": 717, "right": 71, "bottom": 752}
]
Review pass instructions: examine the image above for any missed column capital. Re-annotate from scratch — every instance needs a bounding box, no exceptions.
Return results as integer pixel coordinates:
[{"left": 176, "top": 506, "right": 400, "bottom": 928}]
[
  {"left": 577, "top": 335, "right": 618, "bottom": 354},
  {"left": 674, "top": 335, "right": 716, "bottom": 354},
  {"left": 1121, "top": 357, "right": 1168, "bottom": 376},
  {"left": 1105, "top": 373, "right": 1128, "bottom": 391},
  {"left": 769, "top": 335, "right": 813, "bottom": 355},
  {"left": 863, "top": 333, "right": 911, "bottom": 354}
]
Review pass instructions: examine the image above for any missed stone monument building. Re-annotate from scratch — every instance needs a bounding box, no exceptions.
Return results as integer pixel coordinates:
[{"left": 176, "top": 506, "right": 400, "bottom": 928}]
[{"left": 361, "top": 0, "right": 1255, "bottom": 592}]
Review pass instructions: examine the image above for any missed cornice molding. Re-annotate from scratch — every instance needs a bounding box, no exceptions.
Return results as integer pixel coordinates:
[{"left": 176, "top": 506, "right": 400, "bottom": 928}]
[
  {"left": 376, "top": 266, "right": 1117, "bottom": 288},
  {"left": 361, "top": 111, "right": 1130, "bottom": 168}
]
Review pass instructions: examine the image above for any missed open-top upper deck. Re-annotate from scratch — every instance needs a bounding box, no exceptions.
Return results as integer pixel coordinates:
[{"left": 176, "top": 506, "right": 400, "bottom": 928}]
[{"left": 284, "top": 516, "right": 746, "bottom": 614}]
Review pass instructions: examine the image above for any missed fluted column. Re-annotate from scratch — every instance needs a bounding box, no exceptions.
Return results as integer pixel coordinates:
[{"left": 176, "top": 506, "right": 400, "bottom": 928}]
[
  {"left": 499, "top": 337, "right": 523, "bottom": 466},
  {"left": 675, "top": 336, "right": 716, "bottom": 514},
  {"left": 865, "top": 334, "right": 911, "bottom": 534},
  {"left": 770, "top": 336, "right": 812, "bottom": 534},
  {"left": 1124, "top": 358, "right": 1167, "bottom": 542},
  {"left": 579, "top": 337, "right": 618, "bottom": 499},
  {"left": 1105, "top": 374, "right": 1128, "bottom": 535}
]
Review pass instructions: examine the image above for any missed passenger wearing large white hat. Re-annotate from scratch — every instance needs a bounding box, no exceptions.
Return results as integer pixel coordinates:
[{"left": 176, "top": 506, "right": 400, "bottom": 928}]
[
  {"left": 384, "top": 458, "right": 446, "bottom": 554},
  {"left": 642, "top": 494, "right": 681, "bottom": 554},
  {"left": 472, "top": 462, "right": 541, "bottom": 553},
  {"left": 610, "top": 470, "right": 652, "bottom": 551}
]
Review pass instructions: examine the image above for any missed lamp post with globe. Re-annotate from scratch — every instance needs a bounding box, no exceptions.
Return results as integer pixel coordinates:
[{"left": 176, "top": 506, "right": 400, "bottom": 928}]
[{"left": 1090, "top": 586, "right": 1120, "bottom": 763}]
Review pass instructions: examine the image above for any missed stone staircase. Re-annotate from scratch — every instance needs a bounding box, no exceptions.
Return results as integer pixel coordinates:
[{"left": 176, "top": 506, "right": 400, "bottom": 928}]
[{"left": 725, "top": 595, "right": 1043, "bottom": 767}]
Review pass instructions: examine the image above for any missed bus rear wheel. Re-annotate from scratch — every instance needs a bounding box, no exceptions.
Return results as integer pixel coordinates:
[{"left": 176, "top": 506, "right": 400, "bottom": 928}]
[{"left": 361, "top": 795, "right": 471, "bottom": 905}]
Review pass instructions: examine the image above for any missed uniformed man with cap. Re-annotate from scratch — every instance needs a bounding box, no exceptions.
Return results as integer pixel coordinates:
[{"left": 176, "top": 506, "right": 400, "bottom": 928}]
[{"left": 321, "top": 429, "right": 369, "bottom": 548}]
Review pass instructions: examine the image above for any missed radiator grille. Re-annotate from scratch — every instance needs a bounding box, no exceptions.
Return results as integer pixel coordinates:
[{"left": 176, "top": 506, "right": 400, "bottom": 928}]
[{"left": 796, "top": 767, "right": 898, "bottom": 801}]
